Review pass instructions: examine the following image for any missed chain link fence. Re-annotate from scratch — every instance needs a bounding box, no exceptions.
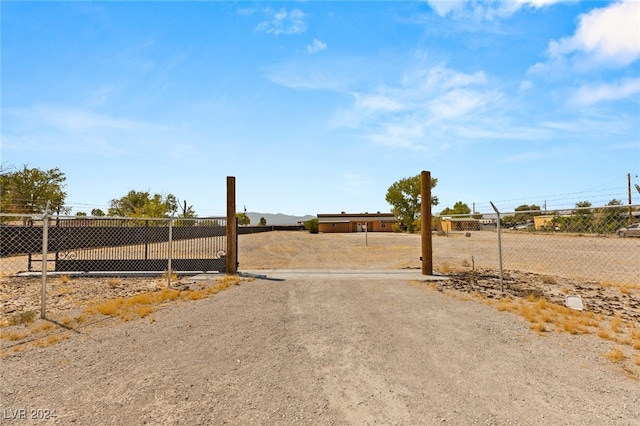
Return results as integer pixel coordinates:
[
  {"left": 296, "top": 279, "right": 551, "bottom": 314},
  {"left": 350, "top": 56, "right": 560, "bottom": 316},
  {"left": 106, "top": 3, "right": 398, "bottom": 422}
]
[
  {"left": 1, "top": 205, "right": 638, "bottom": 326},
  {"left": 432, "top": 204, "right": 640, "bottom": 286},
  {"left": 1, "top": 214, "right": 228, "bottom": 277},
  {"left": 1, "top": 213, "right": 229, "bottom": 319}
]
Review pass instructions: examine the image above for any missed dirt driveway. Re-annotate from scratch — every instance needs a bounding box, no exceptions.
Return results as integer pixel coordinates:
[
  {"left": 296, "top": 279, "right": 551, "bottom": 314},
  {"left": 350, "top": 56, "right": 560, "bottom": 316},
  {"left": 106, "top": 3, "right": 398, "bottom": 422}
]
[{"left": 1, "top": 231, "right": 639, "bottom": 425}]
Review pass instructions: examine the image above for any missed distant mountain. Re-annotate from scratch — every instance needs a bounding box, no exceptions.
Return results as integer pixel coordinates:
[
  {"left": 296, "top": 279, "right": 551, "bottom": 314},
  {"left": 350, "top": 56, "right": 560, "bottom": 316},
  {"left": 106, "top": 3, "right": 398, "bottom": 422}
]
[{"left": 245, "top": 212, "right": 315, "bottom": 226}]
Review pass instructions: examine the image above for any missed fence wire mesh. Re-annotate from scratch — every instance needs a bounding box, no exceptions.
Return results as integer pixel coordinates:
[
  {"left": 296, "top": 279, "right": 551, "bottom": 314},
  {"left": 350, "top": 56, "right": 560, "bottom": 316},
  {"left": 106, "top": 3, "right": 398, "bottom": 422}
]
[
  {"left": 1, "top": 214, "right": 228, "bottom": 276},
  {"left": 433, "top": 204, "right": 640, "bottom": 286}
]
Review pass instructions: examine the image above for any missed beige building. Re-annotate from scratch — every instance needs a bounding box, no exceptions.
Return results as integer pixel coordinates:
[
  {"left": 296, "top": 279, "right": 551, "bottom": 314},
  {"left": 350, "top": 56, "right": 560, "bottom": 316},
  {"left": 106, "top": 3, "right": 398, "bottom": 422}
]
[
  {"left": 317, "top": 212, "right": 397, "bottom": 233},
  {"left": 440, "top": 218, "right": 480, "bottom": 233}
]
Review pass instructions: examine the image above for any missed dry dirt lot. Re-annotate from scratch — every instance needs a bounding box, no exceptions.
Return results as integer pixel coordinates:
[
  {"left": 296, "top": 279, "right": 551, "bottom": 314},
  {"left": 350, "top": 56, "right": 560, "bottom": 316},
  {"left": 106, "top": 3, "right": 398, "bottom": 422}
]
[{"left": 1, "top": 231, "right": 639, "bottom": 425}]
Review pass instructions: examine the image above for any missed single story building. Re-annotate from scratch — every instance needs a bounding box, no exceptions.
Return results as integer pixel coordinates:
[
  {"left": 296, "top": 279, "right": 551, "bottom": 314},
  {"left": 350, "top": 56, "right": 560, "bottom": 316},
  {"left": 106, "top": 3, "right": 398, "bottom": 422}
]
[
  {"left": 317, "top": 212, "right": 397, "bottom": 233},
  {"left": 534, "top": 215, "right": 558, "bottom": 230},
  {"left": 440, "top": 218, "right": 480, "bottom": 233}
]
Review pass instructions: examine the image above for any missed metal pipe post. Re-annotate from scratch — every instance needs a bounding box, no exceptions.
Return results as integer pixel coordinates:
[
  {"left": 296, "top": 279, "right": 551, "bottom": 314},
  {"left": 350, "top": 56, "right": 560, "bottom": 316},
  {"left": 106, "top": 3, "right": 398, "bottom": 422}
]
[
  {"left": 490, "top": 201, "right": 504, "bottom": 293},
  {"left": 167, "top": 217, "right": 173, "bottom": 287},
  {"left": 40, "top": 211, "right": 49, "bottom": 319}
]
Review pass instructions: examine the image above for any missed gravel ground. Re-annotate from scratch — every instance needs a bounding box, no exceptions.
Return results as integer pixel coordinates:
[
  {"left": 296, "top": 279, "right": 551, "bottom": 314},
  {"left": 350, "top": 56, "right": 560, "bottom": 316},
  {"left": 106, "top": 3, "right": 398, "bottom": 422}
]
[{"left": 1, "top": 231, "right": 639, "bottom": 425}]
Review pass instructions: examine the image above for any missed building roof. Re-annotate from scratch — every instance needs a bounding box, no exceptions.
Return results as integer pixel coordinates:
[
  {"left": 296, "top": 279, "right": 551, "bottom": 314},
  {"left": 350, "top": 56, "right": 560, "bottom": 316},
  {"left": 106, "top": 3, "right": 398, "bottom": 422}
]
[{"left": 317, "top": 212, "right": 396, "bottom": 223}]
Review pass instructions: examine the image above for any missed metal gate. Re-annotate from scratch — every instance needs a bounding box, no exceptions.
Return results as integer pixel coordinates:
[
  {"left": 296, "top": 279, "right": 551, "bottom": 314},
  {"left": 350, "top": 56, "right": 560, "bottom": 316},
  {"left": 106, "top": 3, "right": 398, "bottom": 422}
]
[{"left": 2, "top": 216, "right": 231, "bottom": 274}]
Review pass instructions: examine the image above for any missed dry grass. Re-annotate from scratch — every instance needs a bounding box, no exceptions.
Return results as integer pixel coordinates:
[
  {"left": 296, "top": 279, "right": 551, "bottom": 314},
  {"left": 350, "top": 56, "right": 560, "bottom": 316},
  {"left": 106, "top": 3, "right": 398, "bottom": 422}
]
[
  {"left": 601, "top": 280, "right": 639, "bottom": 294},
  {"left": 630, "top": 329, "right": 640, "bottom": 350},
  {"left": 84, "top": 275, "right": 243, "bottom": 321},
  {"left": 30, "top": 322, "right": 53, "bottom": 333},
  {"left": 610, "top": 316, "right": 622, "bottom": 334},
  {"left": 162, "top": 270, "right": 178, "bottom": 282},
  {"left": 1, "top": 274, "right": 248, "bottom": 356},
  {"left": 605, "top": 347, "right": 625, "bottom": 363},
  {"left": 541, "top": 275, "right": 557, "bottom": 284},
  {"left": 61, "top": 315, "right": 86, "bottom": 326},
  {"left": 530, "top": 322, "right": 547, "bottom": 334},
  {"left": 2, "top": 330, "right": 30, "bottom": 341},
  {"left": 440, "top": 288, "right": 639, "bottom": 368},
  {"left": 32, "top": 334, "right": 69, "bottom": 349},
  {"left": 8, "top": 310, "right": 37, "bottom": 326},
  {"left": 135, "top": 305, "right": 156, "bottom": 318},
  {"left": 597, "top": 328, "right": 614, "bottom": 341}
]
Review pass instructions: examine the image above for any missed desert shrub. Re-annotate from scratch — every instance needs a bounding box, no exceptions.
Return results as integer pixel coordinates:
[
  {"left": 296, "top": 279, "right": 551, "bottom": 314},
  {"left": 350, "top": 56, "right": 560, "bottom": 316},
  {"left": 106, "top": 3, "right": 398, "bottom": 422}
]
[
  {"left": 9, "top": 310, "right": 37, "bottom": 326},
  {"left": 605, "top": 347, "right": 624, "bottom": 362},
  {"left": 304, "top": 218, "right": 319, "bottom": 234}
]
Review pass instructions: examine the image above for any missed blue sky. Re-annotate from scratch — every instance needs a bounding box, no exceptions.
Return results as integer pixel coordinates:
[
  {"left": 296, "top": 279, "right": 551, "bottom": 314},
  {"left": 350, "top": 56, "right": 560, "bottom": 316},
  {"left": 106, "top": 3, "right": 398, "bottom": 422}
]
[{"left": 2, "top": 1, "right": 639, "bottom": 217}]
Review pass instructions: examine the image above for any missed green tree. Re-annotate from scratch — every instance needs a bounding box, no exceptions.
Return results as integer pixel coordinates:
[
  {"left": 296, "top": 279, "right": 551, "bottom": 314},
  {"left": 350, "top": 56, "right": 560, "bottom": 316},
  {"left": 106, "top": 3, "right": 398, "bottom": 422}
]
[
  {"left": 593, "top": 199, "right": 626, "bottom": 233},
  {"left": 91, "top": 208, "right": 106, "bottom": 216},
  {"left": 440, "top": 201, "right": 471, "bottom": 216},
  {"left": 236, "top": 212, "right": 250, "bottom": 226},
  {"left": 385, "top": 174, "right": 438, "bottom": 233},
  {"left": 259, "top": 217, "right": 267, "bottom": 226},
  {"left": 175, "top": 200, "right": 197, "bottom": 226},
  {"left": 177, "top": 200, "right": 196, "bottom": 218},
  {"left": 569, "top": 200, "right": 593, "bottom": 232},
  {"left": 108, "top": 190, "right": 178, "bottom": 218},
  {"left": 76, "top": 211, "right": 87, "bottom": 216},
  {"left": 0, "top": 165, "right": 68, "bottom": 214},
  {"left": 513, "top": 204, "right": 541, "bottom": 223}
]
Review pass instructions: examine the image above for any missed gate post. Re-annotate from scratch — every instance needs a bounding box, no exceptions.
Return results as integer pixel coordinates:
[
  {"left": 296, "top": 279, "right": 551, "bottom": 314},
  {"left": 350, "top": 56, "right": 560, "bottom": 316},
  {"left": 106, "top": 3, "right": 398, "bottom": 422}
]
[
  {"left": 421, "top": 171, "right": 433, "bottom": 275},
  {"left": 226, "top": 176, "right": 237, "bottom": 274}
]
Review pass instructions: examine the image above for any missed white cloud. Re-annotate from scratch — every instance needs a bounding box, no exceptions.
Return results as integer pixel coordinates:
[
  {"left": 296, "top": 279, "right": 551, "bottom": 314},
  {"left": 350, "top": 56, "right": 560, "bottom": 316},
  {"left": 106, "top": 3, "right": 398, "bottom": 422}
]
[
  {"left": 426, "top": 1, "right": 464, "bottom": 17},
  {"left": 549, "top": 0, "right": 640, "bottom": 65},
  {"left": 2, "top": 105, "right": 171, "bottom": 155},
  {"left": 519, "top": 80, "right": 534, "bottom": 92},
  {"left": 570, "top": 78, "right": 640, "bottom": 105},
  {"left": 427, "top": 88, "right": 497, "bottom": 123},
  {"left": 265, "top": 56, "right": 368, "bottom": 92},
  {"left": 21, "top": 105, "right": 147, "bottom": 132},
  {"left": 353, "top": 93, "right": 405, "bottom": 112},
  {"left": 257, "top": 8, "right": 307, "bottom": 35},
  {"left": 339, "top": 65, "right": 502, "bottom": 149},
  {"left": 307, "top": 39, "right": 327, "bottom": 54},
  {"left": 237, "top": 7, "right": 256, "bottom": 16},
  {"left": 514, "top": 0, "right": 572, "bottom": 8},
  {"left": 426, "top": 0, "right": 571, "bottom": 20}
]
